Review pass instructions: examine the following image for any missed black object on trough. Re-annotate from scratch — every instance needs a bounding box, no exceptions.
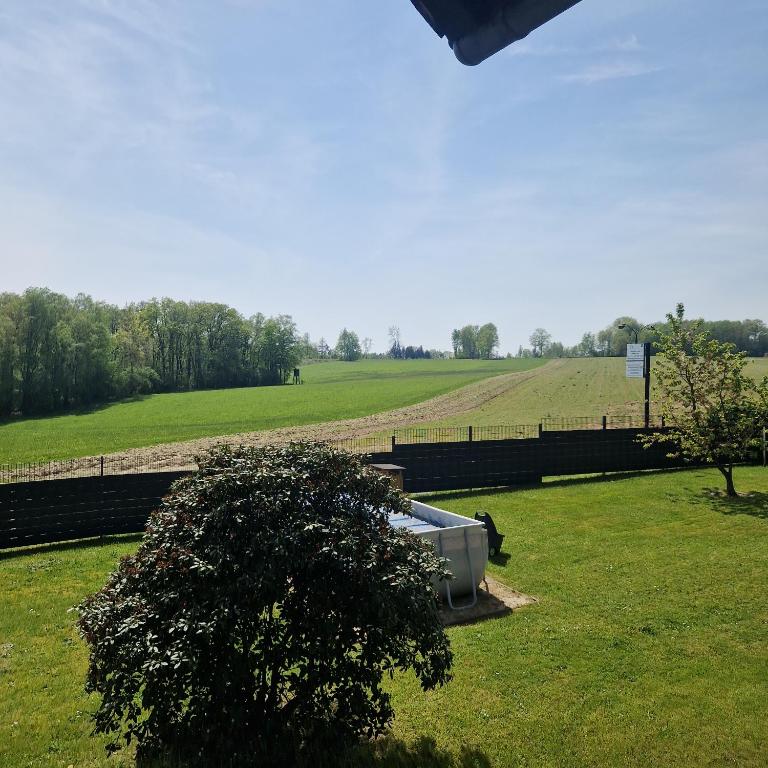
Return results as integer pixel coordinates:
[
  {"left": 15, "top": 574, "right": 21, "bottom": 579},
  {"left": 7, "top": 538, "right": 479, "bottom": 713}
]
[
  {"left": 410, "top": 0, "right": 583, "bottom": 65},
  {"left": 475, "top": 511, "right": 505, "bottom": 557}
]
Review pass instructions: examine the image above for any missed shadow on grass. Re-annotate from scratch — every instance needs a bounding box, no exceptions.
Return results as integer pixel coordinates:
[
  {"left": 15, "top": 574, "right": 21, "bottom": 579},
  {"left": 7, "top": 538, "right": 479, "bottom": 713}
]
[
  {"left": 489, "top": 551, "right": 511, "bottom": 566},
  {"left": 0, "top": 532, "right": 142, "bottom": 561},
  {"left": 0, "top": 393, "right": 151, "bottom": 427},
  {"left": 140, "top": 736, "right": 493, "bottom": 768},
  {"left": 416, "top": 468, "right": 692, "bottom": 504},
  {"left": 348, "top": 736, "right": 492, "bottom": 768},
  {"left": 542, "top": 467, "right": 692, "bottom": 490},
  {"left": 699, "top": 488, "right": 768, "bottom": 520},
  {"left": 415, "top": 485, "right": 538, "bottom": 504}
]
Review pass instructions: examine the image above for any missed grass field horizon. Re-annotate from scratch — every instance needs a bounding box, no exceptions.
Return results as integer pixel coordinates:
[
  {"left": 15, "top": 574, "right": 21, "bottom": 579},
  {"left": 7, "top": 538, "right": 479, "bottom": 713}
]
[
  {"left": 2, "top": 356, "right": 766, "bottom": 464},
  {"left": 0, "top": 358, "right": 544, "bottom": 463},
  {"left": 2, "top": 465, "right": 767, "bottom": 767},
  {"left": 427, "top": 356, "right": 768, "bottom": 428}
]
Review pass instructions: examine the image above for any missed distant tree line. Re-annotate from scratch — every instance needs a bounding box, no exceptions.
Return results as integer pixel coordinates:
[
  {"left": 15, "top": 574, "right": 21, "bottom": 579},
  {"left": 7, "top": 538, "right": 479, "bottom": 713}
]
[
  {"left": 0, "top": 288, "right": 457, "bottom": 417},
  {"left": 515, "top": 317, "right": 768, "bottom": 359},
  {"left": 0, "top": 288, "right": 302, "bottom": 417},
  {"left": 291, "top": 327, "right": 448, "bottom": 364},
  {"left": 451, "top": 324, "right": 500, "bottom": 359},
  {"left": 385, "top": 326, "right": 439, "bottom": 360}
]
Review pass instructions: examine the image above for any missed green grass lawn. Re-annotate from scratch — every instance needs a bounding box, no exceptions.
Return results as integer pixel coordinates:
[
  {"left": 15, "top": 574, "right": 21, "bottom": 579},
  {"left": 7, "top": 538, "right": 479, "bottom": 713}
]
[
  {"left": 0, "top": 359, "right": 542, "bottom": 463},
  {"left": 429, "top": 356, "right": 768, "bottom": 427},
  {"left": 2, "top": 466, "right": 767, "bottom": 767}
]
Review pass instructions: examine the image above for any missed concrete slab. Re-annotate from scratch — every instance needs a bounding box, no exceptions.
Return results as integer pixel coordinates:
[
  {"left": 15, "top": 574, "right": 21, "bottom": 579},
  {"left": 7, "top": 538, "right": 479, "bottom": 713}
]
[{"left": 439, "top": 576, "right": 537, "bottom": 627}]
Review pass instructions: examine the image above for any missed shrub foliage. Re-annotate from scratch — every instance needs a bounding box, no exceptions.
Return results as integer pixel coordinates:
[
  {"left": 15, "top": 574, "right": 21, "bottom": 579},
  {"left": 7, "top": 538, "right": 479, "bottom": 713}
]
[{"left": 77, "top": 443, "right": 453, "bottom": 763}]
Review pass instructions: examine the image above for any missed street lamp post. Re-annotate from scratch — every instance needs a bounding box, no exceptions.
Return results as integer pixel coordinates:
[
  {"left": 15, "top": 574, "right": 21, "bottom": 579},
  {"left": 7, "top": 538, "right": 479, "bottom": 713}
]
[{"left": 618, "top": 323, "right": 655, "bottom": 429}]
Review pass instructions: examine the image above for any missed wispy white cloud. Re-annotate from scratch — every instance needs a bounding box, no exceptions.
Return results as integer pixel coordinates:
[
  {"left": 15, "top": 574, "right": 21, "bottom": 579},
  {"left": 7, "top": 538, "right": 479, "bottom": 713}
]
[
  {"left": 506, "top": 41, "right": 578, "bottom": 57},
  {"left": 508, "top": 33, "right": 644, "bottom": 57},
  {"left": 561, "top": 60, "right": 661, "bottom": 85},
  {"left": 0, "top": 0, "right": 333, "bottom": 234},
  {"left": 599, "top": 34, "right": 643, "bottom": 52},
  {"left": 76, "top": 0, "right": 192, "bottom": 49}
]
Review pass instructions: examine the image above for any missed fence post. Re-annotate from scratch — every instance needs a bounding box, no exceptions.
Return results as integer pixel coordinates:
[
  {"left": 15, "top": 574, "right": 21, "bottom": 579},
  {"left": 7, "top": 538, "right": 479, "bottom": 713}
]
[
  {"left": 661, "top": 415, "right": 665, "bottom": 428},
  {"left": 602, "top": 415, "right": 607, "bottom": 430},
  {"left": 538, "top": 423, "right": 543, "bottom": 438},
  {"left": 100, "top": 456, "right": 104, "bottom": 477},
  {"left": 763, "top": 426, "right": 767, "bottom": 467},
  {"left": 468, "top": 426, "right": 473, "bottom": 443},
  {"left": 391, "top": 435, "right": 396, "bottom": 452}
]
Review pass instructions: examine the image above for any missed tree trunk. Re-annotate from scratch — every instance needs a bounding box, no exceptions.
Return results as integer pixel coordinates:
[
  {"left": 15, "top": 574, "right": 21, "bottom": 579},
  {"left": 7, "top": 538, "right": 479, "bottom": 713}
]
[{"left": 719, "top": 464, "right": 737, "bottom": 497}]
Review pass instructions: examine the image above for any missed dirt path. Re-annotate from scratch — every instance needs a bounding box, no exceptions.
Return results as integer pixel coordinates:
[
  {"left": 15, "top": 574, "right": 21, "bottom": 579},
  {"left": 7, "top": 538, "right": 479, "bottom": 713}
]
[{"left": 24, "top": 361, "right": 558, "bottom": 477}]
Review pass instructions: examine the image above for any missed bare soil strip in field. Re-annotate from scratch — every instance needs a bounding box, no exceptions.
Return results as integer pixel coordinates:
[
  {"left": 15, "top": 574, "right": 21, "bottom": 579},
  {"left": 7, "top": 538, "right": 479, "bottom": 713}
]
[{"left": 28, "top": 362, "right": 557, "bottom": 477}]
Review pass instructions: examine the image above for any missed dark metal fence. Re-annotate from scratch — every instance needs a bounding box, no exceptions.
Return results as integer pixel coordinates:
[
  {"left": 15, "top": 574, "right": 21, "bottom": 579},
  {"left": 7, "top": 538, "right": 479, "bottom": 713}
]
[
  {"left": 0, "top": 423, "right": 694, "bottom": 550},
  {"left": 366, "top": 428, "right": 684, "bottom": 494},
  {"left": 0, "top": 453, "right": 183, "bottom": 485},
  {"left": 0, "top": 472, "right": 188, "bottom": 550},
  {"left": 0, "top": 416, "right": 666, "bottom": 485},
  {"left": 540, "top": 415, "right": 665, "bottom": 431},
  {"left": 2, "top": 415, "right": 764, "bottom": 550},
  {"left": 331, "top": 424, "right": 540, "bottom": 455},
  {"left": 0, "top": 417, "right": 647, "bottom": 484}
]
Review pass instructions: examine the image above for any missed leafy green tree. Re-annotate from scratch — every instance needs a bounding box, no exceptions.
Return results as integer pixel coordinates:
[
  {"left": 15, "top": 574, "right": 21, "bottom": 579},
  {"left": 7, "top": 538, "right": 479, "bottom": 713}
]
[
  {"left": 451, "top": 329, "right": 461, "bottom": 358},
  {"left": 253, "top": 315, "right": 300, "bottom": 384},
  {"left": 544, "top": 341, "right": 565, "bottom": 358},
  {"left": 459, "top": 325, "right": 478, "bottom": 358},
  {"left": 452, "top": 324, "right": 496, "bottom": 359},
  {"left": 78, "top": 444, "right": 452, "bottom": 764},
  {"left": 0, "top": 294, "right": 18, "bottom": 416},
  {"left": 528, "top": 328, "right": 551, "bottom": 358},
  {"left": 576, "top": 332, "right": 596, "bottom": 357},
  {"left": 335, "top": 328, "right": 362, "bottom": 361},
  {"left": 641, "top": 304, "right": 768, "bottom": 496},
  {"left": 476, "top": 323, "right": 499, "bottom": 359}
]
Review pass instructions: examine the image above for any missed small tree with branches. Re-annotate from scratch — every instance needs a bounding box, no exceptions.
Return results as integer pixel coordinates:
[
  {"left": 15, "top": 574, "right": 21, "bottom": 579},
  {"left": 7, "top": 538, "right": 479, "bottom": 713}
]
[{"left": 642, "top": 304, "right": 768, "bottom": 496}]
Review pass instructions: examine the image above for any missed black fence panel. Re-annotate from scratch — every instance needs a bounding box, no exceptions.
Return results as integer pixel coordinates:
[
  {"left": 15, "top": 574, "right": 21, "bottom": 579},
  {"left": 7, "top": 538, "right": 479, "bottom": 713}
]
[
  {"left": 0, "top": 429, "right": 693, "bottom": 551},
  {"left": 368, "top": 429, "right": 683, "bottom": 493},
  {"left": 537, "top": 429, "right": 681, "bottom": 476},
  {"left": 370, "top": 438, "right": 546, "bottom": 493},
  {"left": 0, "top": 472, "right": 188, "bottom": 550}
]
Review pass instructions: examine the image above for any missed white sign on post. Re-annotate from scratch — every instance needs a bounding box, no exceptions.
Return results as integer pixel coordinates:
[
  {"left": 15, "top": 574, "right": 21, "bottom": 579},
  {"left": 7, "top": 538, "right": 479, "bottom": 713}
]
[{"left": 626, "top": 343, "right": 645, "bottom": 378}]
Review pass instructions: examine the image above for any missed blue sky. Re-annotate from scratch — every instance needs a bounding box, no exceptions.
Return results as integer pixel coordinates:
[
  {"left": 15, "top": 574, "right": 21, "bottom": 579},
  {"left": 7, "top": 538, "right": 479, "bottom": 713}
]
[{"left": 1, "top": 0, "right": 766, "bottom": 353}]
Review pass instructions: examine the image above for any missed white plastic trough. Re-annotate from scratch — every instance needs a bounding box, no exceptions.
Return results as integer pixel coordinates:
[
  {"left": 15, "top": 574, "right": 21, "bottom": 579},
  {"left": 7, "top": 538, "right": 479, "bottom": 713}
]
[{"left": 389, "top": 500, "right": 489, "bottom": 608}]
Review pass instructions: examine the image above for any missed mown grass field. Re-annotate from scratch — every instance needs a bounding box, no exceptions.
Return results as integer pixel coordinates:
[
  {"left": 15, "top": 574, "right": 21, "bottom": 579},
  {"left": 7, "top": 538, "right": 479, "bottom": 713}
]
[
  {"left": 0, "top": 359, "right": 542, "bottom": 464},
  {"left": 2, "top": 466, "right": 767, "bottom": 767},
  {"left": 430, "top": 356, "right": 768, "bottom": 427}
]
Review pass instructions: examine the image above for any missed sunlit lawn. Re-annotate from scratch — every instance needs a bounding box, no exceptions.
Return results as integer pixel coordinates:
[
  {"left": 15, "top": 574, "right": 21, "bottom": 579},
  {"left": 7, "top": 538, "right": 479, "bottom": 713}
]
[{"left": 1, "top": 466, "right": 767, "bottom": 767}]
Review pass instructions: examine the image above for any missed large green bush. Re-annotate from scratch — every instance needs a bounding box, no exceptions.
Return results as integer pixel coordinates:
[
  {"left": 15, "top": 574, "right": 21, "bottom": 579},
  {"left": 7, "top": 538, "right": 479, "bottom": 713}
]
[{"left": 77, "top": 443, "right": 452, "bottom": 764}]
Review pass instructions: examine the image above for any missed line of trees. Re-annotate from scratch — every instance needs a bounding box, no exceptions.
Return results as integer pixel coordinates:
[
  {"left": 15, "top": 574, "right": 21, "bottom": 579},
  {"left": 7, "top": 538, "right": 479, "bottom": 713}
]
[
  {"left": 451, "top": 324, "right": 500, "bottom": 359},
  {"left": 385, "top": 327, "right": 438, "bottom": 359},
  {"left": 0, "top": 289, "right": 303, "bottom": 417},
  {"left": 515, "top": 317, "right": 768, "bottom": 359}
]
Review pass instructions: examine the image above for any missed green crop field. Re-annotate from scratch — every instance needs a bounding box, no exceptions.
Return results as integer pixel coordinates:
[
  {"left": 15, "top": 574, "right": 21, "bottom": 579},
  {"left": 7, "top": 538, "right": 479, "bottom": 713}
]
[
  {"left": 2, "top": 357, "right": 765, "bottom": 464},
  {"left": 2, "top": 466, "right": 767, "bottom": 767},
  {"left": 429, "top": 356, "right": 768, "bottom": 427},
  {"left": 0, "top": 359, "right": 543, "bottom": 464}
]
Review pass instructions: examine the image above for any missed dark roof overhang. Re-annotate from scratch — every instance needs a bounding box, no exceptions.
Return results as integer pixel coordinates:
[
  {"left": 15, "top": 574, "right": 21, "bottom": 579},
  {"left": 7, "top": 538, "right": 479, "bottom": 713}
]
[{"left": 410, "top": 0, "right": 583, "bottom": 65}]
